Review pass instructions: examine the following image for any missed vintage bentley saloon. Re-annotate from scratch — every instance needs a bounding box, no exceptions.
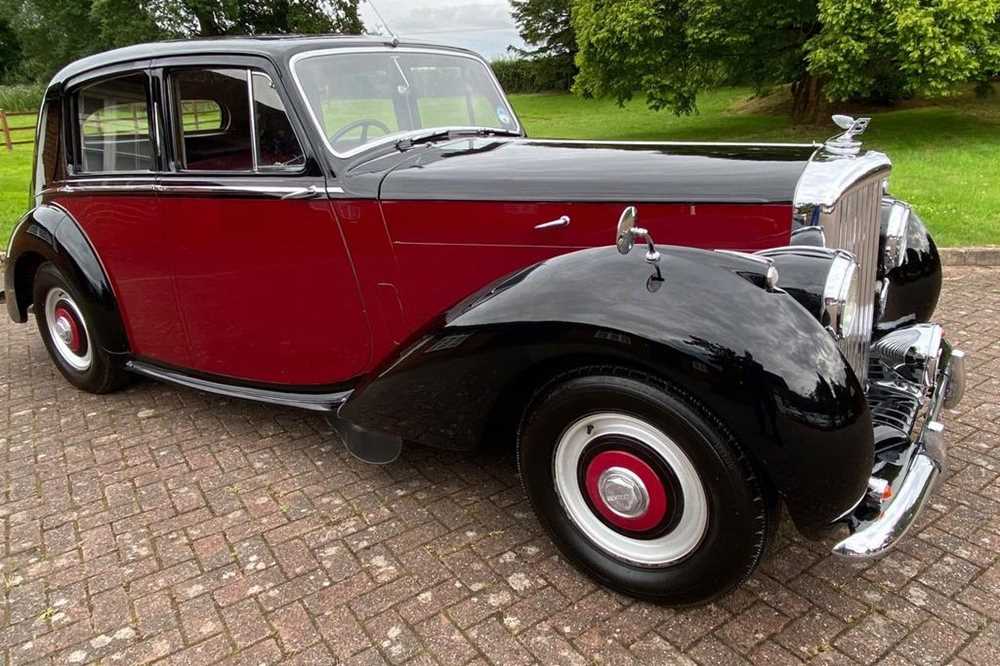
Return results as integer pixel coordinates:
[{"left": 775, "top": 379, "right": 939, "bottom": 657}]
[{"left": 3, "top": 36, "right": 966, "bottom": 604}]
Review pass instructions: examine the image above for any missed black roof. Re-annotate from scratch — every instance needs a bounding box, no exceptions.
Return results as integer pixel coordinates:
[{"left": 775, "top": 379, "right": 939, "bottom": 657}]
[{"left": 49, "top": 34, "right": 483, "bottom": 87}]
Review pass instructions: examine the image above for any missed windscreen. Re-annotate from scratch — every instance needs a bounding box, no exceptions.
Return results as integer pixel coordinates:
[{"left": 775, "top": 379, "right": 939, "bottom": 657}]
[{"left": 294, "top": 50, "right": 518, "bottom": 156}]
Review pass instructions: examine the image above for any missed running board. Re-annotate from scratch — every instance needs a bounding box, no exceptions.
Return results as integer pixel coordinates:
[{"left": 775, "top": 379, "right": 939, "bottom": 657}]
[{"left": 126, "top": 360, "right": 352, "bottom": 412}]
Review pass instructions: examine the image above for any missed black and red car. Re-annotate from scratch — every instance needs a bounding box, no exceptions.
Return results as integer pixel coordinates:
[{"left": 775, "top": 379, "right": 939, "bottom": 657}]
[{"left": 3, "top": 36, "right": 966, "bottom": 604}]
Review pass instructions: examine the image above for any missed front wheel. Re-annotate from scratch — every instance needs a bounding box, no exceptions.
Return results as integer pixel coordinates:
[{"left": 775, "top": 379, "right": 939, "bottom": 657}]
[{"left": 517, "top": 367, "right": 777, "bottom": 605}]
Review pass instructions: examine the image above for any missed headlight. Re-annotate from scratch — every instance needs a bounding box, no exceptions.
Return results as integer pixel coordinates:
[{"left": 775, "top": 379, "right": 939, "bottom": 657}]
[{"left": 823, "top": 251, "right": 860, "bottom": 340}]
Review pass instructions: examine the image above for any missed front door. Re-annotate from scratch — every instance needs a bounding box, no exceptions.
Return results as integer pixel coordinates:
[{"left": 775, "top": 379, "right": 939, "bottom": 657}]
[{"left": 155, "top": 60, "right": 371, "bottom": 386}]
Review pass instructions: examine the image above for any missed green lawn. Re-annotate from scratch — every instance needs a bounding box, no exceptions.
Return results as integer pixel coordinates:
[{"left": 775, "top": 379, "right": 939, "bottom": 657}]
[
  {"left": 2, "top": 87, "right": 998, "bottom": 247},
  {"left": 509, "top": 88, "right": 1000, "bottom": 247},
  {"left": 0, "top": 109, "right": 34, "bottom": 249}
]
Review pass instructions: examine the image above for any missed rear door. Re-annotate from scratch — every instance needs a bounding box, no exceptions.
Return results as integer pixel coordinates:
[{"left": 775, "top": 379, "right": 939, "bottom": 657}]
[
  {"left": 154, "top": 56, "right": 371, "bottom": 386},
  {"left": 55, "top": 65, "right": 192, "bottom": 367}
]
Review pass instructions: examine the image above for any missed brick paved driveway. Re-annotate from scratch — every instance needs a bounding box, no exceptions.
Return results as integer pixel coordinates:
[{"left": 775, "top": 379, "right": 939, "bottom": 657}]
[{"left": 1, "top": 267, "right": 998, "bottom": 665}]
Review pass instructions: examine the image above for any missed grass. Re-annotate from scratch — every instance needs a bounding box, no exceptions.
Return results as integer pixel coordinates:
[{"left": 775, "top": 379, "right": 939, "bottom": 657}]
[
  {"left": 2, "top": 86, "right": 998, "bottom": 248},
  {"left": 0, "top": 109, "right": 34, "bottom": 249},
  {"left": 509, "top": 87, "right": 1000, "bottom": 247}
]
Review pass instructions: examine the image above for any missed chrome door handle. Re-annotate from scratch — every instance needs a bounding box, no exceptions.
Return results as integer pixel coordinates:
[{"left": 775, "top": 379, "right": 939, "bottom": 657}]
[
  {"left": 280, "top": 185, "right": 322, "bottom": 200},
  {"left": 534, "top": 215, "right": 571, "bottom": 230}
]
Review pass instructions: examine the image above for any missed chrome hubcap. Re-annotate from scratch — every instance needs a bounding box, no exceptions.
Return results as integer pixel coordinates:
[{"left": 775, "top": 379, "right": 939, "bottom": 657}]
[
  {"left": 44, "top": 288, "right": 92, "bottom": 372},
  {"left": 597, "top": 467, "right": 649, "bottom": 518},
  {"left": 54, "top": 316, "right": 74, "bottom": 346}
]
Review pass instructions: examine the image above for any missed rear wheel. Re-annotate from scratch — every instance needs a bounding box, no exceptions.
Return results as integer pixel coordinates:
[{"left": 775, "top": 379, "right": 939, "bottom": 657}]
[
  {"left": 518, "top": 367, "right": 777, "bottom": 605},
  {"left": 33, "top": 262, "right": 130, "bottom": 393}
]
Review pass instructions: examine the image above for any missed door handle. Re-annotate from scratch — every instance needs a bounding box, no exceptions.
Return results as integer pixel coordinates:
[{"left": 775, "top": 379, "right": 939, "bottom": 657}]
[
  {"left": 534, "top": 215, "right": 571, "bottom": 230},
  {"left": 280, "top": 185, "right": 323, "bottom": 200}
]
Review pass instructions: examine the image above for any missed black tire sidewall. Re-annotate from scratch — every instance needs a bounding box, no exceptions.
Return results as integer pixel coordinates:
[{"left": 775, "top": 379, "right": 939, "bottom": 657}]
[
  {"left": 32, "top": 262, "right": 120, "bottom": 393},
  {"left": 519, "top": 373, "right": 767, "bottom": 605}
]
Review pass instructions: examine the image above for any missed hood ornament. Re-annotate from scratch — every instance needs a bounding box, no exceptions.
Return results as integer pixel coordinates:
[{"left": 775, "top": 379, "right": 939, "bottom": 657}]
[{"left": 825, "top": 115, "right": 871, "bottom": 156}]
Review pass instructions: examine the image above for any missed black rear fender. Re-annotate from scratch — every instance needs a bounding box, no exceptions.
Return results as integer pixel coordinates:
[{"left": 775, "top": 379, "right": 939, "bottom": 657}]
[{"left": 4, "top": 204, "right": 128, "bottom": 353}]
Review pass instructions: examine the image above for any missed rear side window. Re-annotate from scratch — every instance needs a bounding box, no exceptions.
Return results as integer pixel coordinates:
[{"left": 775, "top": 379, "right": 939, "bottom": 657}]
[
  {"left": 76, "top": 73, "right": 154, "bottom": 173},
  {"left": 172, "top": 68, "right": 252, "bottom": 171},
  {"left": 170, "top": 67, "right": 303, "bottom": 172}
]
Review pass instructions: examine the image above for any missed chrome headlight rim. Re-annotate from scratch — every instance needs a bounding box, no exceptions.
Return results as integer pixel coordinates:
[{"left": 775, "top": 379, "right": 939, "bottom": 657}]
[{"left": 823, "top": 250, "right": 860, "bottom": 341}]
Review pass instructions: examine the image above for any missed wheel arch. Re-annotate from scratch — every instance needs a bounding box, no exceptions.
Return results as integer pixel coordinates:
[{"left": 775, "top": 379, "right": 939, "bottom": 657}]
[
  {"left": 483, "top": 352, "right": 660, "bottom": 451},
  {"left": 4, "top": 204, "right": 129, "bottom": 353}
]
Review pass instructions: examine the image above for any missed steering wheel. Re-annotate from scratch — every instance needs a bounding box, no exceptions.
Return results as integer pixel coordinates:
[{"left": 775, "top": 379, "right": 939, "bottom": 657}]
[{"left": 329, "top": 118, "right": 392, "bottom": 146}]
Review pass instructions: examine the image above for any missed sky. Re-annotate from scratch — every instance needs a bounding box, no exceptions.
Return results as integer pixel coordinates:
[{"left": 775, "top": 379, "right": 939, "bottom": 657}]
[{"left": 357, "top": 0, "right": 528, "bottom": 59}]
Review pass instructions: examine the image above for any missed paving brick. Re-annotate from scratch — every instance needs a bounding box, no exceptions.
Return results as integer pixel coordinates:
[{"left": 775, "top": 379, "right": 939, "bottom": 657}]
[
  {"left": 0, "top": 266, "right": 997, "bottom": 665},
  {"left": 271, "top": 600, "right": 322, "bottom": 654}
]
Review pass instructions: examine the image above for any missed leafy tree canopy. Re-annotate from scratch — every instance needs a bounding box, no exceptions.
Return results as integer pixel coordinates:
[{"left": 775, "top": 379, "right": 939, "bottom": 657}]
[
  {"left": 512, "top": 0, "right": 575, "bottom": 59},
  {"left": 510, "top": 0, "right": 578, "bottom": 90},
  {"left": 571, "top": 0, "right": 1000, "bottom": 121},
  {"left": 1, "top": 0, "right": 361, "bottom": 82}
]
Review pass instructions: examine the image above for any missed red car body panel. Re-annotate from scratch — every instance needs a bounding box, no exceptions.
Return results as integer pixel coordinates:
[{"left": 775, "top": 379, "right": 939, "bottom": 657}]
[
  {"left": 58, "top": 195, "right": 193, "bottom": 368},
  {"left": 380, "top": 200, "right": 793, "bottom": 336},
  {"left": 57, "top": 192, "right": 791, "bottom": 384},
  {"left": 60, "top": 193, "right": 373, "bottom": 386}
]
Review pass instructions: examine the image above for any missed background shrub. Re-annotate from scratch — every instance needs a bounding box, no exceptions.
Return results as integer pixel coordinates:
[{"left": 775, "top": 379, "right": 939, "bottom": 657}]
[
  {"left": 491, "top": 56, "right": 575, "bottom": 94},
  {"left": 0, "top": 83, "right": 44, "bottom": 112}
]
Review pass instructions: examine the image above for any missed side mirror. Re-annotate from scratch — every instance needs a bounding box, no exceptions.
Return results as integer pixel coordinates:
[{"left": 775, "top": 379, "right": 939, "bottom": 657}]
[
  {"left": 616, "top": 206, "right": 638, "bottom": 255},
  {"left": 615, "top": 206, "right": 660, "bottom": 264}
]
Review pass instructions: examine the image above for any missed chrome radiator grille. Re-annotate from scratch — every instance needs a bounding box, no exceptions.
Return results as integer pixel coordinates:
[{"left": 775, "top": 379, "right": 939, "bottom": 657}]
[{"left": 818, "top": 174, "right": 884, "bottom": 378}]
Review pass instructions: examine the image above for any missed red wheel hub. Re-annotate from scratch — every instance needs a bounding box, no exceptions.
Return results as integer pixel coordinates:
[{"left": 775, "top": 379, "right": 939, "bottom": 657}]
[
  {"left": 53, "top": 305, "right": 83, "bottom": 354},
  {"left": 584, "top": 450, "right": 668, "bottom": 532}
]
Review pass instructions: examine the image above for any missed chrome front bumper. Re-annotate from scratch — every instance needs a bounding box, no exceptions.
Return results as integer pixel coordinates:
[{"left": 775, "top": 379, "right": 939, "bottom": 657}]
[{"left": 832, "top": 326, "right": 966, "bottom": 558}]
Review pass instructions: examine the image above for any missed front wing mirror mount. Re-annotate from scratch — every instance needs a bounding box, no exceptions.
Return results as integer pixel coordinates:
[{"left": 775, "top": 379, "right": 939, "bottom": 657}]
[{"left": 616, "top": 206, "right": 661, "bottom": 264}]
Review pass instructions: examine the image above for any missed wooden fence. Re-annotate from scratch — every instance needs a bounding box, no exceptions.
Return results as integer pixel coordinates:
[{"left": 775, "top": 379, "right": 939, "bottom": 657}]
[
  {"left": 1, "top": 102, "right": 219, "bottom": 151},
  {"left": 0, "top": 110, "right": 36, "bottom": 151}
]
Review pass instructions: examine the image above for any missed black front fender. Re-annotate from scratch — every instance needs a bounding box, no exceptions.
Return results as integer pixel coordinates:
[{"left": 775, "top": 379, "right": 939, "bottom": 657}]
[
  {"left": 4, "top": 204, "right": 128, "bottom": 353},
  {"left": 879, "top": 200, "right": 942, "bottom": 328},
  {"left": 341, "top": 246, "right": 874, "bottom": 531}
]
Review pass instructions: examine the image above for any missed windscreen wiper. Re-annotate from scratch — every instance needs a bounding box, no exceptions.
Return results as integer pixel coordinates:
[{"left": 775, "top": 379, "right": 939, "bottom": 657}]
[{"left": 396, "top": 127, "right": 521, "bottom": 151}]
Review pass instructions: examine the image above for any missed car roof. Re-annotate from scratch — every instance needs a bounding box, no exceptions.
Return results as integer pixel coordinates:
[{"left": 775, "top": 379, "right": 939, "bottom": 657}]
[{"left": 49, "top": 34, "right": 484, "bottom": 88}]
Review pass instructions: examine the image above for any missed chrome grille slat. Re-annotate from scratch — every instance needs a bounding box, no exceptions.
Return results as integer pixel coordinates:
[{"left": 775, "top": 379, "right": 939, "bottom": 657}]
[{"left": 817, "top": 173, "right": 884, "bottom": 378}]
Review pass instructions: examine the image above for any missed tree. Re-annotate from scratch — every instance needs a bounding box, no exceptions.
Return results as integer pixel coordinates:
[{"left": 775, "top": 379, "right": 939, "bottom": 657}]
[
  {"left": 2, "top": 0, "right": 362, "bottom": 82},
  {"left": 572, "top": 0, "right": 1000, "bottom": 123},
  {"left": 510, "top": 0, "right": 577, "bottom": 90},
  {"left": 512, "top": 0, "right": 575, "bottom": 60},
  {"left": 0, "top": 18, "right": 22, "bottom": 83}
]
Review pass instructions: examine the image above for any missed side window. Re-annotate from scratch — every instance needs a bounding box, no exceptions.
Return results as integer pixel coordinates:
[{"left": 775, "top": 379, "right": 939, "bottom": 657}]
[
  {"left": 76, "top": 73, "right": 154, "bottom": 173},
  {"left": 172, "top": 68, "right": 252, "bottom": 171},
  {"left": 252, "top": 72, "right": 304, "bottom": 170},
  {"left": 170, "top": 67, "right": 303, "bottom": 172}
]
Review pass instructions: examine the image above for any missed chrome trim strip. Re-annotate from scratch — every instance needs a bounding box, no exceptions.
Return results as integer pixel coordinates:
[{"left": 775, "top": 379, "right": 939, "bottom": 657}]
[
  {"left": 246, "top": 68, "right": 259, "bottom": 170},
  {"left": 155, "top": 183, "right": 329, "bottom": 198},
  {"left": 127, "top": 360, "right": 353, "bottom": 412},
  {"left": 531, "top": 139, "right": 820, "bottom": 149},
  {"left": 42, "top": 180, "right": 341, "bottom": 199},
  {"left": 714, "top": 249, "right": 775, "bottom": 266},
  {"left": 288, "top": 46, "right": 521, "bottom": 159},
  {"left": 47, "top": 181, "right": 159, "bottom": 195}
]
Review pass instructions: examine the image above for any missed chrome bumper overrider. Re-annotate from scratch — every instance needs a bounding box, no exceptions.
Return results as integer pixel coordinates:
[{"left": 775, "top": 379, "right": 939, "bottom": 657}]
[{"left": 832, "top": 325, "right": 966, "bottom": 558}]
